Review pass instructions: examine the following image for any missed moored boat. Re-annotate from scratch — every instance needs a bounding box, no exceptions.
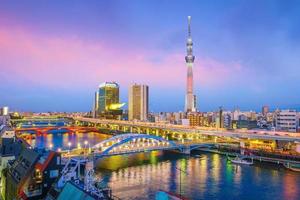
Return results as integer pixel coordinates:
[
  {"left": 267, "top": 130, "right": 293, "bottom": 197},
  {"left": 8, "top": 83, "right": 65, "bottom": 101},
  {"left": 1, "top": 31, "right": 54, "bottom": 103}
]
[
  {"left": 228, "top": 156, "right": 253, "bottom": 165},
  {"left": 193, "top": 154, "right": 203, "bottom": 158},
  {"left": 284, "top": 163, "right": 300, "bottom": 172}
]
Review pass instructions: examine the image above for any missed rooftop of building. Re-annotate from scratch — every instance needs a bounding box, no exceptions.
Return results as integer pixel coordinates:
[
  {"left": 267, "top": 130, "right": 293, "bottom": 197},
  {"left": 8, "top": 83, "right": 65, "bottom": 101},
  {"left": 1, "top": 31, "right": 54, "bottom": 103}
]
[
  {"left": 8, "top": 148, "right": 40, "bottom": 183},
  {"left": 98, "top": 82, "right": 119, "bottom": 88},
  {"left": 57, "top": 182, "right": 99, "bottom": 200}
]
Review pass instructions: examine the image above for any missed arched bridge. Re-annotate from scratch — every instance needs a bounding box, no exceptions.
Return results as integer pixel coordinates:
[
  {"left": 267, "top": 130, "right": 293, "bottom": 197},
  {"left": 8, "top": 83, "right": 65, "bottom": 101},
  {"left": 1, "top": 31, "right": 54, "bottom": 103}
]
[
  {"left": 92, "top": 133, "right": 178, "bottom": 156},
  {"left": 61, "top": 133, "right": 215, "bottom": 158}
]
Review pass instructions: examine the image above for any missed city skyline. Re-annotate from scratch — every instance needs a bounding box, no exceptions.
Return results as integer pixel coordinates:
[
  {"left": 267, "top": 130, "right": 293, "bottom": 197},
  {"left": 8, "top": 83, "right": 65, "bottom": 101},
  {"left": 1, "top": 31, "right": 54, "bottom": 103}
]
[{"left": 1, "top": 1, "right": 300, "bottom": 112}]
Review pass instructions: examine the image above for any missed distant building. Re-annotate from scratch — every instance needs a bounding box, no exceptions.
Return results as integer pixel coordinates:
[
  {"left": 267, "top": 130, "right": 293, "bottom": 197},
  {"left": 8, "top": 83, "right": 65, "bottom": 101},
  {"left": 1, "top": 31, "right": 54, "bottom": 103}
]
[
  {"left": 92, "top": 91, "right": 99, "bottom": 118},
  {"left": 128, "top": 84, "right": 149, "bottom": 121},
  {"left": 276, "top": 109, "right": 298, "bottom": 132},
  {"left": 187, "top": 113, "right": 203, "bottom": 126},
  {"left": 262, "top": 105, "right": 269, "bottom": 116},
  {"left": 93, "top": 82, "right": 124, "bottom": 119},
  {"left": 181, "top": 119, "right": 190, "bottom": 126},
  {"left": 223, "top": 113, "right": 232, "bottom": 129},
  {"left": 232, "top": 120, "right": 257, "bottom": 130},
  {"left": 0, "top": 107, "right": 9, "bottom": 116},
  {"left": 214, "top": 107, "right": 224, "bottom": 129}
]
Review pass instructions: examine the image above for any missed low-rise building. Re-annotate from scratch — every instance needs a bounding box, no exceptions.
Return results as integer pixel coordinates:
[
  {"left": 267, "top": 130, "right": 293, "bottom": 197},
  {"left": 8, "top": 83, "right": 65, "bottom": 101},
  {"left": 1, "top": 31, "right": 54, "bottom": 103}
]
[
  {"left": 2, "top": 148, "right": 62, "bottom": 200},
  {"left": 275, "top": 109, "right": 298, "bottom": 132}
]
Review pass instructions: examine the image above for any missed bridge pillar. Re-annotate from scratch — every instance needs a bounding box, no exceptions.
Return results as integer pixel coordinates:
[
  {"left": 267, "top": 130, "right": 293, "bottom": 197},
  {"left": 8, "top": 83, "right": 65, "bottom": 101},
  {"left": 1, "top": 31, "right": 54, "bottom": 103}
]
[
  {"left": 240, "top": 141, "right": 245, "bottom": 155},
  {"left": 155, "top": 129, "right": 159, "bottom": 136},
  {"left": 295, "top": 142, "right": 300, "bottom": 154},
  {"left": 180, "top": 147, "right": 191, "bottom": 155}
]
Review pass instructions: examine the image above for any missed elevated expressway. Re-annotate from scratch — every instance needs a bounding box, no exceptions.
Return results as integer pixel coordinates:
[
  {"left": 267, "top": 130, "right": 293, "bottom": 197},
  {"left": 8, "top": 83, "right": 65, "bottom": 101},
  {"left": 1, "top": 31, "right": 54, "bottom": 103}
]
[{"left": 74, "top": 117, "right": 300, "bottom": 143}]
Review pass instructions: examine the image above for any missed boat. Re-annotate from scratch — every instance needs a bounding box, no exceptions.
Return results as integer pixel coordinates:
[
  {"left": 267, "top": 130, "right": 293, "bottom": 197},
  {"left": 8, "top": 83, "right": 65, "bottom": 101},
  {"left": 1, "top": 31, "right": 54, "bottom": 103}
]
[
  {"left": 284, "top": 163, "right": 300, "bottom": 172},
  {"left": 193, "top": 154, "right": 203, "bottom": 158},
  {"left": 227, "top": 156, "right": 253, "bottom": 165}
]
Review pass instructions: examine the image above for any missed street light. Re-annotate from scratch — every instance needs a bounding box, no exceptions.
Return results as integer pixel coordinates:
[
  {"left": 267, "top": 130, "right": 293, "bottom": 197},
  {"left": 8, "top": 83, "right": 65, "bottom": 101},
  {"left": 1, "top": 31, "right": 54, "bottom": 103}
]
[
  {"left": 175, "top": 167, "right": 188, "bottom": 198},
  {"left": 49, "top": 143, "right": 53, "bottom": 150},
  {"left": 68, "top": 142, "right": 72, "bottom": 154}
]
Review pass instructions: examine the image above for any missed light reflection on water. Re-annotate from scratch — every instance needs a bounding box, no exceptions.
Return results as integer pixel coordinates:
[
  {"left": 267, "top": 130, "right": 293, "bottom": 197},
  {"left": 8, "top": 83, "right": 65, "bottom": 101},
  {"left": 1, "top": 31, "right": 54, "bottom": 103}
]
[
  {"left": 95, "top": 151, "right": 300, "bottom": 200},
  {"left": 24, "top": 131, "right": 110, "bottom": 150},
  {"left": 24, "top": 131, "right": 300, "bottom": 200}
]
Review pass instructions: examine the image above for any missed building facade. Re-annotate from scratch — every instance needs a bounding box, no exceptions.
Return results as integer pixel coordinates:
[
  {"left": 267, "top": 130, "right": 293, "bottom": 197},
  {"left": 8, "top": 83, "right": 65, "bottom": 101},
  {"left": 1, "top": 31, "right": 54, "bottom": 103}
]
[
  {"left": 128, "top": 84, "right": 149, "bottom": 121},
  {"left": 262, "top": 105, "right": 269, "bottom": 116},
  {"left": 276, "top": 109, "right": 298, "bottom": 132},
  {"left": 94, "top": 82, "right": 124, "bottom": 119},
  {"left": 0, "top": 107, "right": 9, "bottom": 116}
]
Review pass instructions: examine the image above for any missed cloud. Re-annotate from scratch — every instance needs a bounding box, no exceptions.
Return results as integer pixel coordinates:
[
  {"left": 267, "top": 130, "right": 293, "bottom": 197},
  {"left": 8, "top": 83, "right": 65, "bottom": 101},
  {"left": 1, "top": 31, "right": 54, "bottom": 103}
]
[{"left": 0, "top": 26, "right": 250, "bottom": 93}]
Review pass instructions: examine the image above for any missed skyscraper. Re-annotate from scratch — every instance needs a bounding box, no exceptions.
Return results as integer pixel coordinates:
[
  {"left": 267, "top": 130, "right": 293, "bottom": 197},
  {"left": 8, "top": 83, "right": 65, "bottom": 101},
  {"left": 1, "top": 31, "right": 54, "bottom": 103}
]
[
  {"left": 128, "top": 84, "right": 149, "bottom": 121},
  {"left": 185, "top": 16, "right": 197, "bottom": 113},
  {"left": 92, "top": 91, "right": 99, "bottom": 118},
  {"left": 94, "top": 82, "right": 124, "bottom": 119}
]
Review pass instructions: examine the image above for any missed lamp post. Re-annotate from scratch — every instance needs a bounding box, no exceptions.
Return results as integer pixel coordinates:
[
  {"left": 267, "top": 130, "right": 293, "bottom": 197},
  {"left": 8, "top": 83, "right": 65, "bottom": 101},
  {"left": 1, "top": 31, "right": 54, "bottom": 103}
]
[
  {"left": 84, "top": 140, "right": 88, "bottom": 155},
  {"left": 175, "top": 167, "right": 188, "bottom": 198},
  {"left": 49, "top": 143, "right": 53, "bottom": 150},
  {"left": 68, "top": 142, "right": 72, "bottom": 156}
]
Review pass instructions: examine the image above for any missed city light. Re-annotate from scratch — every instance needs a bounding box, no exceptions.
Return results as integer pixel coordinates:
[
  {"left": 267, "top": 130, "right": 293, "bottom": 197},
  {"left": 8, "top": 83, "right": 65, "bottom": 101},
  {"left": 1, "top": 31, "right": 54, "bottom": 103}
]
[{"left": 3, "top": 3, "right": 300, "bottom": 200}]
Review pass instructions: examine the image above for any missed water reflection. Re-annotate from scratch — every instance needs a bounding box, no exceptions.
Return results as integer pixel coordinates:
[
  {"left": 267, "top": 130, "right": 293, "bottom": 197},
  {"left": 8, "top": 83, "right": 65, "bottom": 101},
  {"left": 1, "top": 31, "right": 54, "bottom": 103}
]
[
  {"left": 23, "top": 131, "right": 300, "bottom": 200},
  {"left": 96, "top": 151, "right": 300, "bottom": 200},
  {"left": 24, "top": 131, "right": 110, "bottom": 150}
]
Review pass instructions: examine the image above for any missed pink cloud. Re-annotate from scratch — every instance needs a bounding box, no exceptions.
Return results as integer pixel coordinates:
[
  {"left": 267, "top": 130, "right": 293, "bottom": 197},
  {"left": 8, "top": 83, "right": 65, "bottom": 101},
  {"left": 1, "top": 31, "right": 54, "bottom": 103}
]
[{"left": 0, "top": 26, "right": 248, "bottom": 91}]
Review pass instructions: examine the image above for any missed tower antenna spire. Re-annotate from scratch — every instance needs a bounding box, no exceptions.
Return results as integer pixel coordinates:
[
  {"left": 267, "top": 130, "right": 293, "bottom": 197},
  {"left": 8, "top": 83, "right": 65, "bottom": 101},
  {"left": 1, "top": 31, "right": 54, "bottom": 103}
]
[{"left": 188, "top": 16, "right": 191, "bottom": 37}]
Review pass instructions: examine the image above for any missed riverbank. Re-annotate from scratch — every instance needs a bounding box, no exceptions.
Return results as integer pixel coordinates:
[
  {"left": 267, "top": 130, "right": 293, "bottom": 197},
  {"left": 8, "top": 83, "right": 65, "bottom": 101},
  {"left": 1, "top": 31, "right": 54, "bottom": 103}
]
[{"left": 196, "top": 147, "right": 300, "bottom": 168}]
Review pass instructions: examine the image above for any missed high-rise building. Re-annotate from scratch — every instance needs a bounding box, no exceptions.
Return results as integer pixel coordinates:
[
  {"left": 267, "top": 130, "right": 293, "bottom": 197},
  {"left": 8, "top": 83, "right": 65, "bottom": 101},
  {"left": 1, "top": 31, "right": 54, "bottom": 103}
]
[
  {"left": 94, "top": 82, "right": 124, "bottom": 119},
  {"left": 128, "top": 84, "right": 149, "bottom": 121},
  {"left": 92, "top": 91, "right": 99, "bottom": 118},
  {"left": 215, "top": 107, "right": 224, "bottom": 128},
  {"left": 262, "top": 105, "right": 269, "bottom": 116},
  {"left": 185, "top": 16, "right": 197, "bottom": 113}
]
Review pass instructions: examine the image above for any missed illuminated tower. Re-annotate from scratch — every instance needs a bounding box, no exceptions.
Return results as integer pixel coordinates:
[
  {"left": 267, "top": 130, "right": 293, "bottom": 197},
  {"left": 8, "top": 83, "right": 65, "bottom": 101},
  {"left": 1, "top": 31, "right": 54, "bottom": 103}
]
[{"left": 185, "top": 16, "right": 197, "bottom": 112}]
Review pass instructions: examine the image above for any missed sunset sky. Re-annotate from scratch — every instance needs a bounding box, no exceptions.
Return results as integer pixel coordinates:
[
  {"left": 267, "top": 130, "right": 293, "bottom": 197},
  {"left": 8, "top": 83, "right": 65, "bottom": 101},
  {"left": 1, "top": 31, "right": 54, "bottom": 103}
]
[{"left": 0, "top": 0, "right": 300, "bottom": 112}]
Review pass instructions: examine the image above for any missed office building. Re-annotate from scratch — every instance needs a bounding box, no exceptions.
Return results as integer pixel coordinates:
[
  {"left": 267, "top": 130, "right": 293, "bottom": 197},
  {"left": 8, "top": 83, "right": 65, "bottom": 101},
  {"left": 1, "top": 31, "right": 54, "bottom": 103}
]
[
  {"left": 128, "top": 84, "right": 149, "bottom": 121},
  {"left": 93, "top": 82, "right": 124, "bottom": 119}
]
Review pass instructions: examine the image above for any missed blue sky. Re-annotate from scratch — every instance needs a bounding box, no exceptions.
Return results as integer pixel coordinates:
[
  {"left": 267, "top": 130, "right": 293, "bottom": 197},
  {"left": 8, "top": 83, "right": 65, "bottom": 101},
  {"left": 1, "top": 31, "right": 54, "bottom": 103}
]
[{"left": 0, "top": 0, "right": 299, "bottom": 112}]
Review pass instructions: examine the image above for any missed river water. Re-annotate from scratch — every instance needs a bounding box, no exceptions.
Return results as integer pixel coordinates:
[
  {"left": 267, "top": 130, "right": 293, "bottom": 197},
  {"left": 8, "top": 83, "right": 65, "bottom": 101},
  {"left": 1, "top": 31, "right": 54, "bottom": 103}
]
[
  {"left": 96, "top": 151, "right": 300, "bottom": 200},
  {"left": 24, "top": 131, "right": 300, "bottom": 200}
]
